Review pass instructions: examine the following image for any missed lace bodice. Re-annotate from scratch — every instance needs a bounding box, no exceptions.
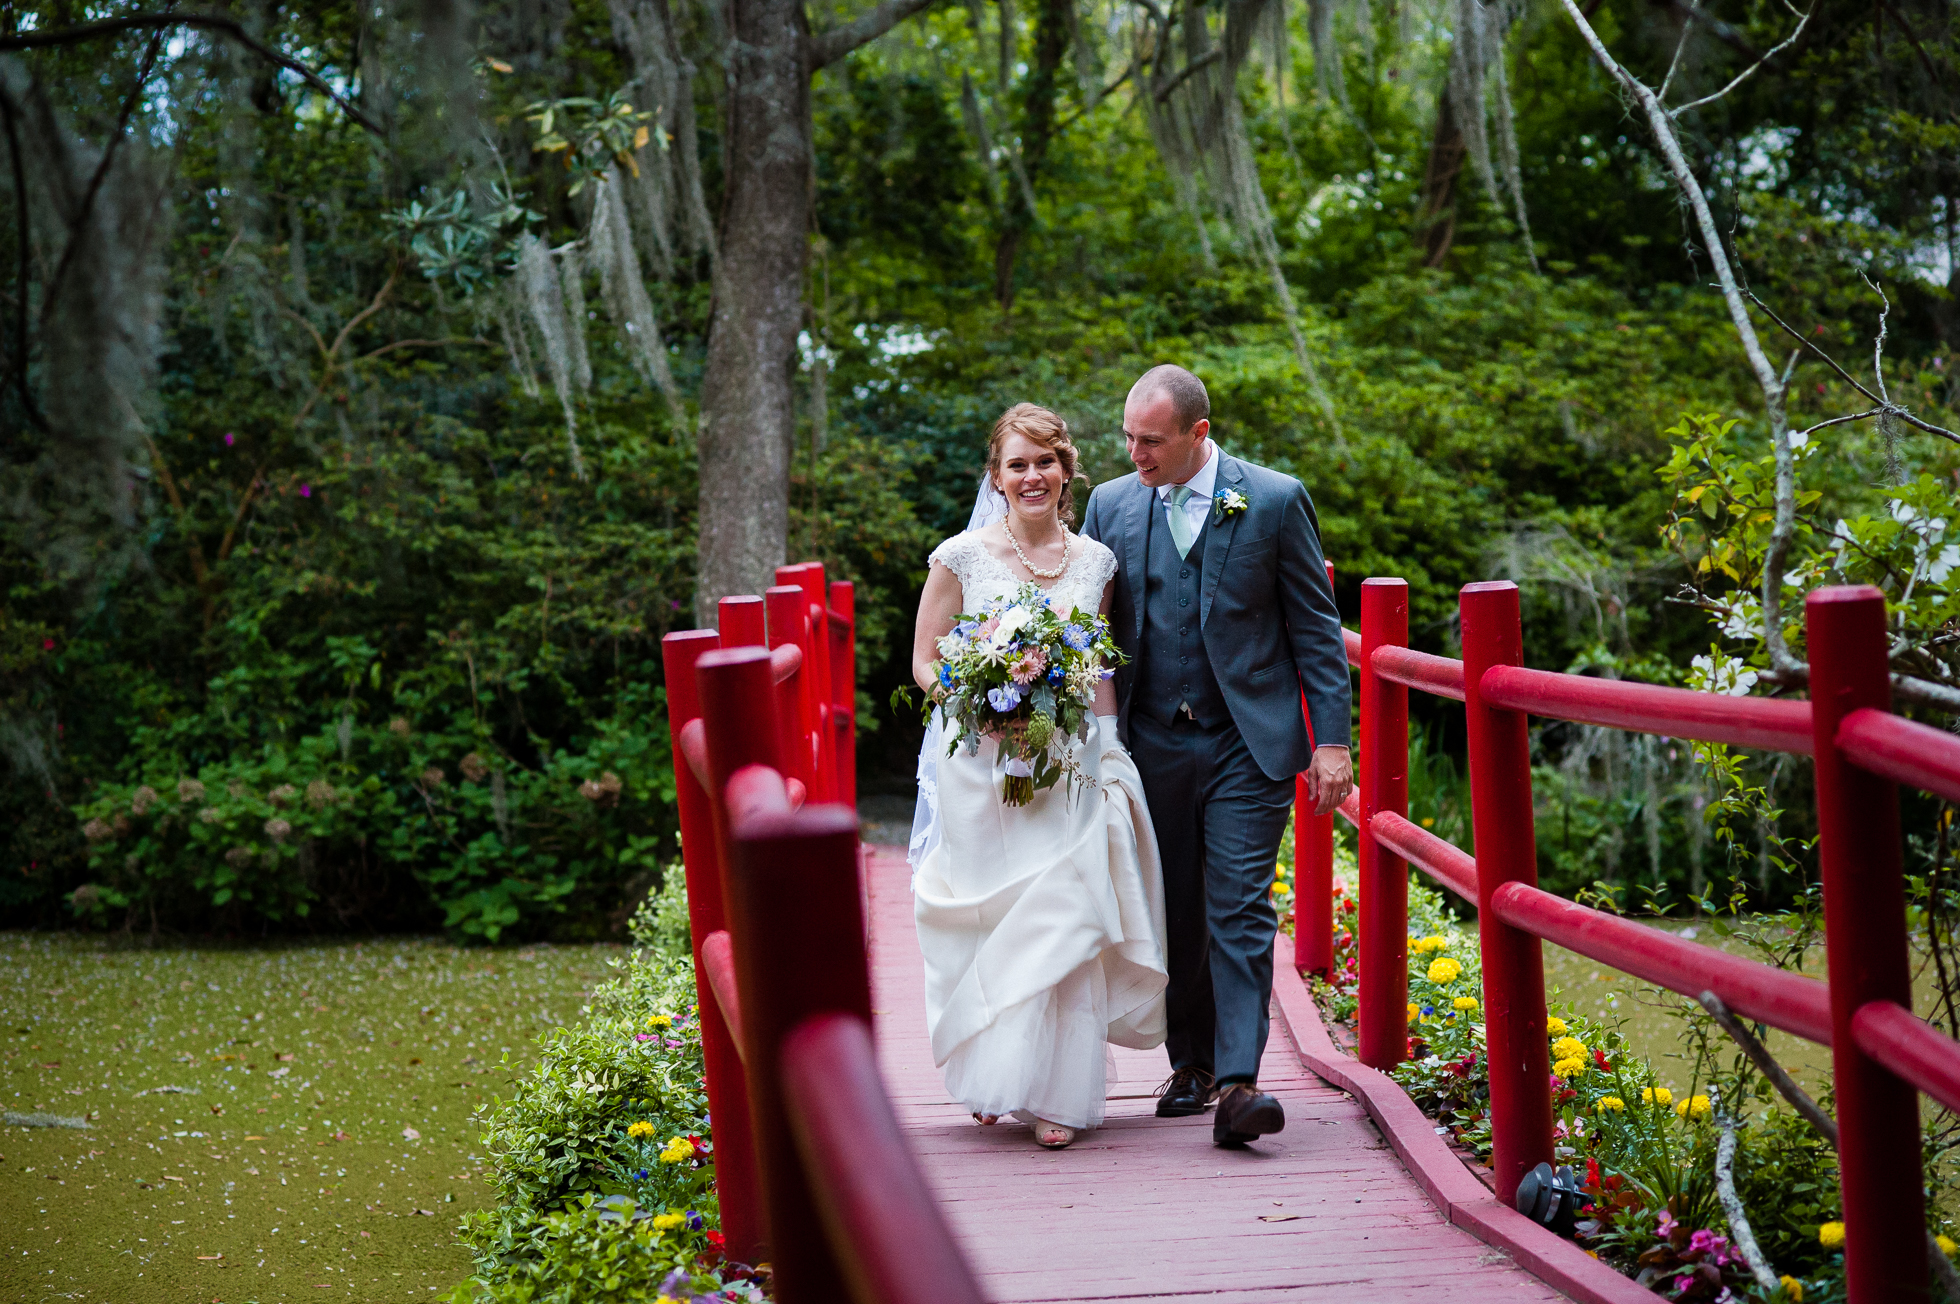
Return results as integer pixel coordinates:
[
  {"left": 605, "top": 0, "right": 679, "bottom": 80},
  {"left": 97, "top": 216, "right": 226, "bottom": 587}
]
[{"left": 929, "top": 529, "right": 1116, "bottom": 618}]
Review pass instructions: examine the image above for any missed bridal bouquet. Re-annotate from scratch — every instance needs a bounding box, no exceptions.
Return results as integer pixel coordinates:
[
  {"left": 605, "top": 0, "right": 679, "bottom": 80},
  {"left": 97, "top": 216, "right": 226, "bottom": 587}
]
[{"left": 929, "top": 582, "right": 1125, "bottom": 806}]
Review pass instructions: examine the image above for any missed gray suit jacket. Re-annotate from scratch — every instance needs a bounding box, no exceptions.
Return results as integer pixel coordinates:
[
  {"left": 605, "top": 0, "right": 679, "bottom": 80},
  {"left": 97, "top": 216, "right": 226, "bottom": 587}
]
[{"left": 1081, "top": 451, "right": 1351, "bottom": 781}]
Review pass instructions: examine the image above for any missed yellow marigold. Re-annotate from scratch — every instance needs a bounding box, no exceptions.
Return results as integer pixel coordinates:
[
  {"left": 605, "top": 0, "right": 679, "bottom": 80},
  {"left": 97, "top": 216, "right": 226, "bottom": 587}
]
[
  {"left": 1453, "top": 996, "right": 1479, "bottom": 1012},
  {"left": 1411, "top": 935, "right": 1449, "bottom": 954},
  {"left": 1545, "top": 1017, "right": 1568, "bottom": 1036},
  {"left": 1641, "top": 1086, "right": 1673, "bottom": 1107},
  {"left": 646, "top": 1014, "right": 673, "bottom": 1029},
  {"left": 1818, "top": 1221, "right": 1845, "bottom": 1250},
  {"left": 1407, "top": 1003, "right": 1420, "bottom": 1025},
  {"left": 1596, "top": 1096, "right": 1625, "bottom": 1112},
  {"left": 1551, "top": 1036, "right": 1588, "bottom": 1062},
  {"left": 1939, "top": 1234, "right": 1958, "bottom": 1258},
  {"left": 1676, "top": 1094, "right": 1712, "bottom": 1121},
  {"left": 651, "top": 1212, "right": 686, "bottom": 1232},
  {"left": 1426, "top": 957, "right": 1462, "bottom": 985},
  {"left": 626, "top": 1120, "right": 656, "bottom": 1139},
  {"left": 1553, "top": 1056, "right": 1588, "bottom": 1079},
  {"left": 1779, "top": 1275, "right": 1804, "bottom": 1302},
  {"left": 659, "top": 1136, "right": 695, "bottom": 1164}
]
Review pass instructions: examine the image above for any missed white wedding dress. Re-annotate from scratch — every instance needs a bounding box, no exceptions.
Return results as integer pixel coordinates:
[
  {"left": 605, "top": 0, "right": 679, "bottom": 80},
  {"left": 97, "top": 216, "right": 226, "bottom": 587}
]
[{"left": 911, "top": 529, "right": 1168, "bottom": 1131}]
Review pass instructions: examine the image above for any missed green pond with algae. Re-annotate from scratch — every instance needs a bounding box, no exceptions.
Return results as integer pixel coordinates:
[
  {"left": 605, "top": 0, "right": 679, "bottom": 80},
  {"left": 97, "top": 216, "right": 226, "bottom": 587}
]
[{"left": 1, "top": 932, "right": 621, "bottom": 1304}]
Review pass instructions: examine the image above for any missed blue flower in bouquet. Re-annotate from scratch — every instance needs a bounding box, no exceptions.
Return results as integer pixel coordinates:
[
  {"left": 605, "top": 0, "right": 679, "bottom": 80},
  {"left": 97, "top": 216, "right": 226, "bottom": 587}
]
[
  {"left": 1061, "top": 623, "right": 1092, "bottom": 650},
  {"left": 937, "top": 663, "right": 954, "bottom": 689},
  {"left": 1046, "top": 663, "right": 1066, "bottom": 685},
  {"left": 988, "top": 684, "right": 1023, "bottom": 711}
]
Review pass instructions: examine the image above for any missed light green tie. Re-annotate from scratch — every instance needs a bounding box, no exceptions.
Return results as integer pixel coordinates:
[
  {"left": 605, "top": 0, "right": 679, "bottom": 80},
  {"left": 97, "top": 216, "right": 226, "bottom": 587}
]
[{"left": 1167, "top": 485, "right": 1199, "bottom": 559}]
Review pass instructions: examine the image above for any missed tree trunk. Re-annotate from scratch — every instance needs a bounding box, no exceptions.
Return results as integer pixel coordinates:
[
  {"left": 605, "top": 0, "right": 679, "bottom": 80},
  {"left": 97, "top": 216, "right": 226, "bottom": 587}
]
[
  {"left": 694, "top": 0, "right": 812, "bottom": 620},
  {"left": 992, "top": 0, "right": 1068, "bottom": 309},
  {"left": 1417, "top": 83, "right": 1466, "bottom": 267}
]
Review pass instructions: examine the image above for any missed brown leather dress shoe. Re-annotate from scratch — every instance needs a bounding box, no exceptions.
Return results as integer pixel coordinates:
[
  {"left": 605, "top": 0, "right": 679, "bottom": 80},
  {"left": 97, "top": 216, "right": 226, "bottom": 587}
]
[{"left": 1212, "top": 1083, "right": 1284, "bottom": 1147}]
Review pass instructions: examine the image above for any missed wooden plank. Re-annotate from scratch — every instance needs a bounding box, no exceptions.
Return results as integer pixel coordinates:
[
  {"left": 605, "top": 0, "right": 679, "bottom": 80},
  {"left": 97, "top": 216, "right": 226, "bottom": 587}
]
[{"left": 860, "top": 844, "right": 1574, "bottom": 1303}]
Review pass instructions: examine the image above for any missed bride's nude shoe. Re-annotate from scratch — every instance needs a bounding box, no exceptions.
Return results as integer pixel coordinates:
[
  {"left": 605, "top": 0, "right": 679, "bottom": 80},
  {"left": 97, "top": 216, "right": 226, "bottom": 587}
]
[
  {"left": 1033, "top": 1119, "right": 1076, "bottom": 1149},
  {"left": 972, "top": 1112, "right": 999, "bottom": 1125}
]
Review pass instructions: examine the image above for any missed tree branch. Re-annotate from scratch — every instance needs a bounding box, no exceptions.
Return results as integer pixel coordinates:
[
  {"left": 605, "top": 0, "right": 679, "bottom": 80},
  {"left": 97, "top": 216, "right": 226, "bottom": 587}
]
[
  {"left": 1669, "top": 4, "right": 1813, "bottom": 118},
  {"left": 1748, "top": 289, "right": 1960, "bottom": 446},
  {"left": 0, "top": 13, "right": 386, "bottom": 138},
  {"left": 1153, "top": 48, "right": 1221, "bottom": 103},
  {"left": 1558, "top": 0, "right": 1802, "bottom": 674},
  {"left": 809, "top": 0, "right": 944, "bottom": 70},
  {"left": 355, "top": 336, "right": 494, "bottom": 362},
  {"left": 1699, "top": 992, "right": 1960, "bottom": 1301},
  {"left": 0, "top": 84, "right": 42, "bottom": 428},
  {"left": 293, "top": 268, "right": 398, "bottom": 426},
  {"left": 40, "top": 19, "right": 168, "bottom": 330}
]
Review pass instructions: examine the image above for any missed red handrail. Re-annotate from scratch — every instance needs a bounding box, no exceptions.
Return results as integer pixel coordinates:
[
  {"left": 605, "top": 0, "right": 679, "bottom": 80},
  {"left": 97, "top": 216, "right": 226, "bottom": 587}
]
[
  {"left": 1479, "top": 663, "right": 1813, "bottom": 754},
  {"left": 701, "top": 929, "right": 744, "bottom": 1057},
  {"left": 663, "top": 571, "right": 981, "bottom": 1302},
  {"left": 1326, "top": 573, "right": 1943, "bottom": 1302},
  {"left": 1850, "top": 1000, "right": 1960, "bottom": 1117},
  {"left": 1838, "top": 706, "right": 1960, "bottom": 805},
  {"left": 1372, "top": 645, "right": 1466, "bottom": 701},
  {"left": 782, "top": 1014, "right": 988, "bottom": 1304},
  {"left": 1370, "top": 811, "right": 1477, "bottom": 903},
  {"left": 1487, "top": 882, "right": 1834, "bottom": 1045}
]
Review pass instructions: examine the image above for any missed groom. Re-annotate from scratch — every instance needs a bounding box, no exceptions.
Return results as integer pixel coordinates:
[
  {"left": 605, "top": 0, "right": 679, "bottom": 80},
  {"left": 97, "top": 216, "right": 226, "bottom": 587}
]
[{"left": 1082, "top": 364, "right": 1353, "bottom": 1147}]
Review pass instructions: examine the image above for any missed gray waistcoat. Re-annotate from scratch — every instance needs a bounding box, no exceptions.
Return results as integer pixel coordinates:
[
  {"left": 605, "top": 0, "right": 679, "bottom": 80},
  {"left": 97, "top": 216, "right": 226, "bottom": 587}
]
[{"left": 1138, "top": 499, "right": 1226, "bottom": 727}]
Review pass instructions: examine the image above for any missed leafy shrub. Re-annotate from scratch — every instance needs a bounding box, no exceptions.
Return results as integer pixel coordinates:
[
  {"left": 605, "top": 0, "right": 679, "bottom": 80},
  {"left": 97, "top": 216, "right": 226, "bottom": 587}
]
[
  {"left": 455, "top": 949, "right": 755, "bottom": 1300},
  {"left": 627, "top": 870, "right": 691, "bottom": 955},
  {"left": 67, "top": 696, "right": 675, "bottom": 941}
]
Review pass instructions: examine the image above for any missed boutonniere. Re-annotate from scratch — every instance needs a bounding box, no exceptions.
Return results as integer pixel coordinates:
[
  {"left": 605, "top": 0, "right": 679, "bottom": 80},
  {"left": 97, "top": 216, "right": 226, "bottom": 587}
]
[{"left": 1211, "top": 487, "right": 1249, "bottom": 524}]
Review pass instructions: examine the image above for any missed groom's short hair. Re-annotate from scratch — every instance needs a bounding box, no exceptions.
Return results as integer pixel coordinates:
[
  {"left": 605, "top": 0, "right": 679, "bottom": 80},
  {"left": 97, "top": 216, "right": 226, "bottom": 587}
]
[{"left": 1132, "top": 364, "right": 1210, "bottom": 434}]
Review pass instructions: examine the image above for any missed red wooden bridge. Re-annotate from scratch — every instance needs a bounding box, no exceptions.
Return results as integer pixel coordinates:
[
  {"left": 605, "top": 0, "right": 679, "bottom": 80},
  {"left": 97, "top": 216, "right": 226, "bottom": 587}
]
[{"left": 661, "top": 563, "right": 1960, "bottom": 1304}]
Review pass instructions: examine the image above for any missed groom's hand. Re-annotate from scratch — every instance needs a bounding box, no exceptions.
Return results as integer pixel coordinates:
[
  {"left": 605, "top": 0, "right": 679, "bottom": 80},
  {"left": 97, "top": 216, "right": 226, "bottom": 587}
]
[{"left": 1305, "top": 745, "right": 1353, "bottom": 816}]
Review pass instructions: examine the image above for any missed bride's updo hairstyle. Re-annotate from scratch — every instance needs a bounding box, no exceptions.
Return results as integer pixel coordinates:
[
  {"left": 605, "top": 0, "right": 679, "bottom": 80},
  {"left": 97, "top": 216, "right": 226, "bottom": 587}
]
[{"left": 986, "top": 403, "right": 1080, "bottom": 526}]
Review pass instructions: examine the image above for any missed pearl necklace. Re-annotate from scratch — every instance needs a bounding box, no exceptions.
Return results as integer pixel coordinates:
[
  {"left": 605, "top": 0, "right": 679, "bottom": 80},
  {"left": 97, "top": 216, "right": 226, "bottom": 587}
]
[{"left": 1003, "top": 518, "right": 1072, "bottom": 579}]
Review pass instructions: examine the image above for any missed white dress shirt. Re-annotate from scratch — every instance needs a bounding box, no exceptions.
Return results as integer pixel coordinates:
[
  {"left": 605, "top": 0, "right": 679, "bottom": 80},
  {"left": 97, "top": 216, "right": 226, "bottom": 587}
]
[{"left": 1156, "top": 439, "right": 1219, "bottom": 536}]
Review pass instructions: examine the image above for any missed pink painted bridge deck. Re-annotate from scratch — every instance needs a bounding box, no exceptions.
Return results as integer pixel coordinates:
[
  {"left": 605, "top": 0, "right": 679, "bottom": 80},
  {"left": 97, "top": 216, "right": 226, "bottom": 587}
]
[{"left": 862, "top": 844, "right": 1569, "bottom": 1303}]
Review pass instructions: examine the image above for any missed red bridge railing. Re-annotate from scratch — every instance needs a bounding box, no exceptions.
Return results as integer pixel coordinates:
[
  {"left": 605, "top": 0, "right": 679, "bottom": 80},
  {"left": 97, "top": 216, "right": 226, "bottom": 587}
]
[
  {"left": 660, "top": 563, "right": 984, "bottom": 1304},
  {"left": 1291, "top": 578, "right": 1959, "bottom": 1304}
]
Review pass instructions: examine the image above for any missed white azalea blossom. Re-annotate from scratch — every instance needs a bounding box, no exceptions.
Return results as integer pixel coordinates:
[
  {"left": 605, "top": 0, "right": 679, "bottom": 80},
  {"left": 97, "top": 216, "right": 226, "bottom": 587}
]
[{"left": 1689, "top": 653, "right": 1759, "bottom": 697}]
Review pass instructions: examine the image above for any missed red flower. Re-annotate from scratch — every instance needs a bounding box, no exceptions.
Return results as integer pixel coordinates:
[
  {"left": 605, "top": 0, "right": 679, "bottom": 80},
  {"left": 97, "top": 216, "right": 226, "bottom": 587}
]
[{"left": 1593, "top": 1048, "right": 1611, "bottom": 1071}]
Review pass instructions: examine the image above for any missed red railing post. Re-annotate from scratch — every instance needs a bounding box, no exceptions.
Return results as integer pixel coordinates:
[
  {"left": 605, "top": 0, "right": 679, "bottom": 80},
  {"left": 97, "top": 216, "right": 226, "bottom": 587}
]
[
  {"left": 1460, "top": 580, "right": 1552, "bottom": 1204},
  {"left": 763, "top": 586, "right": 815, "bottom": 793},
  {"left": 724, "top": 797, "right": 869, "bottom": 1301},
  {"left": 719, "top": 595, "right": 768, "bottom": 649},
  {"left": 659, "top": 630, "right": 763, "bottom": 1266},
  {"left": 1357, "top": 578, "right": 1410, "bottom": 1069},
  {"left": 828, "top": 580, "right": 857, "bottom": 810},
  {"left": 1293, "top": 560, "right": 1336, "bottom": 976},
  {"left": 1807, "top": 585, "right": 1926, "bottom": 1304},
  {"left": 781, "top": 563, "right": 839, "bottom": 803}
]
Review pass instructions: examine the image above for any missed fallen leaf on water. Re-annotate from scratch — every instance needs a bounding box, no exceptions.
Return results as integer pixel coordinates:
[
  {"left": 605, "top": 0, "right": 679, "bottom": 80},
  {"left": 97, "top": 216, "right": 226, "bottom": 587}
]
[
  {"left": 1258, "top": 1214, "right": 1301, "bottom": 1223},
  {"left": 402, "top": 1126, "right": 421, "bottom": 1141},
  {"left": 196, "top": 1254, "right": 224, "bottom": 1260},
  {"left": 412, "top": 1208, "right": 436, "bottom": 1216}
]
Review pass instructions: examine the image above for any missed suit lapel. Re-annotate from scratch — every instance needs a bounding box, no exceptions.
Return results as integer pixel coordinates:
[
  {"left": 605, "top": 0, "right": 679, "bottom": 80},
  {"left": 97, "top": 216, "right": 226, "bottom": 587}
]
[
  {"left": 1125, "top": 477, "right": 1152, "bottom": 642},
  {"left": 1199, "top": 454, "right": 1245, "bottom": 627}
]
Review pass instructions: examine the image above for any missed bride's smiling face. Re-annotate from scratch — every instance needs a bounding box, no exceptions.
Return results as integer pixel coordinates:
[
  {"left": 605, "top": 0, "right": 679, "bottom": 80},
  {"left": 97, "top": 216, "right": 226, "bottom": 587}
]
[{"left": 995, "top": 432, "right": 1065, "bottom": 526}]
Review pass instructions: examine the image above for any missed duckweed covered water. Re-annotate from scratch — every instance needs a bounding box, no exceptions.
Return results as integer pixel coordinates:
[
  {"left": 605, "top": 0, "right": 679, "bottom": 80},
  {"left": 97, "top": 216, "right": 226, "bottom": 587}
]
[{"left": 1, "top": 932, "right": 620, "bottom": 1302}]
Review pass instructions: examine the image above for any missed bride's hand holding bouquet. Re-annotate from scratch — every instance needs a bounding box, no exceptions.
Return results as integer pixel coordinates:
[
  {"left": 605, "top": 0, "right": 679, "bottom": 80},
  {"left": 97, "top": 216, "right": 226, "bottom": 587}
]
[{"left": 929, "top": 582, "right": 1125, "bottom": 807}]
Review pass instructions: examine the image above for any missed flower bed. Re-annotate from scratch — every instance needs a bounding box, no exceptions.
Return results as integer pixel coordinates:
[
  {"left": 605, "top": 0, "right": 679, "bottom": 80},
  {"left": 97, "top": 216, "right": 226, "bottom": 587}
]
[
  {"left": 1299, "top": 851, "right": 1879, "bottom": 1304},
  {"left": 448, "top": 875, "right": 764, "bottom": 1302}
]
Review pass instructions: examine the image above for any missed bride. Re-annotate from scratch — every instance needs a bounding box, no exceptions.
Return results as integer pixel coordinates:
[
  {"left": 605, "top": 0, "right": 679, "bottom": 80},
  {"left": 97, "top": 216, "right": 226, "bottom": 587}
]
[{"left": 908, "top": 402, "right": 1168, "bottom": 1150}]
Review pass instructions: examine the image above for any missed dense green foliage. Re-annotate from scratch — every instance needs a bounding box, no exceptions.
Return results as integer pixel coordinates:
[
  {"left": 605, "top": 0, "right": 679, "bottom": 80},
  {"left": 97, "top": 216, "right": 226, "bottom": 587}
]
[{"left": 3, "top": 0, "right": 1957, "bottom": 938}]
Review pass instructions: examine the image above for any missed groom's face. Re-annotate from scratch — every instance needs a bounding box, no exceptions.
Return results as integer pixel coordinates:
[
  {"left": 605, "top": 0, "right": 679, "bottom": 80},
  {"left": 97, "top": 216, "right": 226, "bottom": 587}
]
[{"left": 1123, "top": 389, "right": 1210, "bottom": 489}]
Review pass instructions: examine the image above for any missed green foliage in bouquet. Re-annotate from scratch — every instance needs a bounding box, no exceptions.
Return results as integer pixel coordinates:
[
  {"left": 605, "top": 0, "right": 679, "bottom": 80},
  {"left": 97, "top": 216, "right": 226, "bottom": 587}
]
[{"left": 927, "top": 581, "right": 1125, "bottom": 806}]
